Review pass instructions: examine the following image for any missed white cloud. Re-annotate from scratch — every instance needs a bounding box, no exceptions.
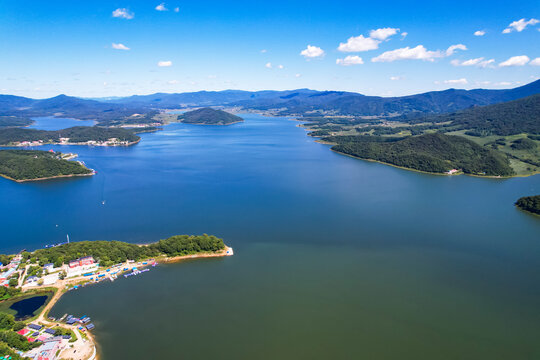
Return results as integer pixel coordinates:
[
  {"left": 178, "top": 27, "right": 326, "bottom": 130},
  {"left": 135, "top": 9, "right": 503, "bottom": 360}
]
[
  {"left": 451, "top": 57, "right": 495, "bottom": 68},
  {"left": 530, "top": 58, "right": 540, "bottom": 66},
  {"left": 157, "top": 60, "right": 172, "bottom": 67},
  {"left": 444, "top": 78, "right": 468, "bottom": 85},
  {"left": 112, "top": 43, "right": 130, "bottom": 50},
  {"left": 390, "top": 76, "right": 403, "bottom": 81},
  {"left": 474, "top": 30, "right": 486, "bottom": 36},
  {"left": 372, "top": 43, "right": 466, "bottom": 62},
  {"left": 499, "top": 55, "right": 530, "bottom": 67},
  {"left": 338, "top": 35, "right": 379, "bottom": 52},
  {"left": 300, "top": 45, "right": 325, "bottom": 58},
  {"left": 496, "top": 81, "right": 513, "bottom": 86},
  {"left": 446, "top": 44, "right": 467, "bottom": 56},
  {"left": 260, "top": 49, "right": 267, "bottom": 53},
  {"left": 503, "top": 18, "right": 539, "bottom": 33},
  {"left": 295, "top": 73, "right": 302, "bottom": 78},
  {"left": 112, "top": 8, "right": 134, "bottom": 19},
  {"left": 174, "top": 7, "right": 180, "bottom": 12},
  {"left": 336, "top": 55, "right": 364, "bottom": 66},
  {"left": 369, "top": 27, "right": 400, "bottom": 41},
  {"left": 401, "top": 32, "right": 408, "bottom": 39},
  {"left": 167, "top": 80, "right": 179, "bottom": 85},
  {"left": 372, "top": 45, "right": 433, "bottom": 62},
  {"left": 265, "top": 62, "right": 272, "bottom": 69},
  {"left": 155, "top": 3, "right": 168, "bottom": 11},
  {"left": 278, "top": 64, "right": 284, "bottom": 69}
]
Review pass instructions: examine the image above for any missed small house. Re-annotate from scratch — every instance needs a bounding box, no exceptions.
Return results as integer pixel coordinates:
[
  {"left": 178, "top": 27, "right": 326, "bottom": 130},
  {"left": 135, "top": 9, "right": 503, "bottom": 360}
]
[{"left": 43, "top": 263, "right": 54, "bottom": 272}]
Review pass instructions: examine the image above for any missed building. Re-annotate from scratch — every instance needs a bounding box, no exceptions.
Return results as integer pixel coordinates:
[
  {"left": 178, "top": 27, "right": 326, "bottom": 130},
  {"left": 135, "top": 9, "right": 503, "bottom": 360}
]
[
  {"left": 69, "top": 256, "right": 95, "bottom": 268},
  {"left": 0, "top": 267, "right": 16, "bottom": 281},
  {"left": 67, "top": 256, "right": 98, "bottom": 277},
  {"left": 79, "top": 256, "right": 94, "bottom": 266},
  {"left": 43, "top": 263, "right": 54, "bottom": 272},
  {"left": 33, "top": 338, "right": 62, "bottom": 360},
  {"left": 26, "top": 276, "right": 39, "bottom": 285}
]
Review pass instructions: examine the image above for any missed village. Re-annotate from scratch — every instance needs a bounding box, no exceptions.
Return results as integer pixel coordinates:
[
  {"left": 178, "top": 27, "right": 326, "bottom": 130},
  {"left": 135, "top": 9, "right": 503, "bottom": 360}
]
[
  {"left": 10, "top": 137, "right": 136, "bottom": 147},
  {"left": 0, "top": 251, "right": 160, "bottom": 360}
]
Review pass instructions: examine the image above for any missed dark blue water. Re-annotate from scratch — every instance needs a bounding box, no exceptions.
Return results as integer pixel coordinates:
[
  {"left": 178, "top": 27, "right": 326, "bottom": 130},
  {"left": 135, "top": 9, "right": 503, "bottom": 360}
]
[
  {"left": 2, "top": 114, "right": 540, "bottom": 359},
  {"left": 29, "top": 116, "right": 96, "bottom": 130},
  {"left": 9, "top": 295, "right": 48, "bottom": 320}
]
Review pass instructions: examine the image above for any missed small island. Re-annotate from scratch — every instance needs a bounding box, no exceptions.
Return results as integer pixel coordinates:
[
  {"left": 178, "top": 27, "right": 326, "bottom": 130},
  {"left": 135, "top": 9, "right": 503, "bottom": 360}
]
[
  {"left": 0, "top": 234, "right": 233, "bottom": 359},
  {"left": 0, "top": 126, "right": 141, "bottom": 147},
  {"left": 0, "top": 150, "right": 94, "bottom": 182},
  {"left": 178, "top": 108, "right": 244, "bottom": 125},
  {"left": 515, "top": 195, "right": 540, "bottom": 216},
  {"left": 325, "top": 133, "right": 515, "bottom": 177}
]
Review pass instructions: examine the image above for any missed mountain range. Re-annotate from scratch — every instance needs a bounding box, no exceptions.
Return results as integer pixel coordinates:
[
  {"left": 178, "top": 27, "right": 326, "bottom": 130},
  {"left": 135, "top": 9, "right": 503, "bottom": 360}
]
[{"left": 0, "top": 79, "right": 539, "bottom": 121}]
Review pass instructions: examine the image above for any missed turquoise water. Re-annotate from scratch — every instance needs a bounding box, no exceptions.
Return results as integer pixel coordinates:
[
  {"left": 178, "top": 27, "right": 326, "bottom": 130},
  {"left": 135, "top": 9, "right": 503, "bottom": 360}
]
[
  {"left": 29, "top": 116, "right": 96, "bottom": 130},
  {"left": 1, "top": 114, "right": 539, "bottom": 359}
]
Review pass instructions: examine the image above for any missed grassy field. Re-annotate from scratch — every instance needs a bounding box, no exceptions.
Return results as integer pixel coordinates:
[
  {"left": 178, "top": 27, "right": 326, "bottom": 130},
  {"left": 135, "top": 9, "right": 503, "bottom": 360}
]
[{"left": 446, "top": 130, "right": 540, "bottom": 176}]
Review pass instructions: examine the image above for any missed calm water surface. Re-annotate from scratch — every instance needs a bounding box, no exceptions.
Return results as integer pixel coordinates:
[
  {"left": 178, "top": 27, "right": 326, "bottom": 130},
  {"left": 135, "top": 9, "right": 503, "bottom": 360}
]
[
  {"left": 29, "top": 116, "right": 96, "bottom": 130},
  {"left": 9, "top": 295, "right": 48, "bottom": 320},
  {"left": 1, "top": 114, "right": 539, "bottom": 359}
]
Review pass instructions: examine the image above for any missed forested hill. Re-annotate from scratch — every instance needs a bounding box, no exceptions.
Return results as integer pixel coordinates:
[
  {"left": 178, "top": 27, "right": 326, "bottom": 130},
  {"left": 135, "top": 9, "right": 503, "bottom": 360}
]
[
  {"left": 0, "top": 126, "right": 140, "bottom": 146},
  {"left": 0, "top": 116, "right": 32, "bottom": 128},
  {"left": 515, "top": 195, "right": 540, "bottom": 216},
  {"left": 328, "top": 133, "right": 515, "bottom": 176},
  {"left": 411, "top": 94, "right": 540, "bottom": 136},
  {"left": 178, "top": 108, "right": 243, "bottom": 125},
  {"left": 0, "top": 150, "right": 93, "bottom": 181}
]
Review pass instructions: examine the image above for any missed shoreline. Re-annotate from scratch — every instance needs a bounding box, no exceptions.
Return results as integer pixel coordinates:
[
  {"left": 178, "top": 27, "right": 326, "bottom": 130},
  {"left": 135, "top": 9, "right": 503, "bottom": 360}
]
[
  {"left": 15, "top": 246, "right": 233, "bottom": 360},
  {"left": 1, "top": 138, "right": 140, "bottom": 148},
  {"left": 329, "top": 147, "right": 527, "bottom": 179},
  {"left": 0, "top": 172, "right": 95, "bottom": 183}
]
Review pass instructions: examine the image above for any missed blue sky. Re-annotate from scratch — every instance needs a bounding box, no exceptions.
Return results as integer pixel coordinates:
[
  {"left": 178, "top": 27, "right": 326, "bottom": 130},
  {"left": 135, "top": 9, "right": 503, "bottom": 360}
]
[{"left": 0, "top": 0, "right": 539, "bottom": 98}]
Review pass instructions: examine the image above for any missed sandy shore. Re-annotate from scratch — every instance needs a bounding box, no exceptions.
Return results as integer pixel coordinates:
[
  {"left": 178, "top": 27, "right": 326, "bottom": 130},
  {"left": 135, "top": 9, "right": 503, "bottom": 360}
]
[{"left": 0, "top": 172, "right": 95, "bottom": 183}]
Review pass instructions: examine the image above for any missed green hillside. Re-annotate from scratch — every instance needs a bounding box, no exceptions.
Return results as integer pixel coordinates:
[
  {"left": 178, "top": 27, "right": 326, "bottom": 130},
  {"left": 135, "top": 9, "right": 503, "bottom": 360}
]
[
  {"left": 329, "top": 133, "right": 514, "bottom": 176},
  {"left": 0, "top": 150, "right": 93, "bottom": 181},
  {"left": 177, "top": 108, "right": 243, "bottom": 125}
]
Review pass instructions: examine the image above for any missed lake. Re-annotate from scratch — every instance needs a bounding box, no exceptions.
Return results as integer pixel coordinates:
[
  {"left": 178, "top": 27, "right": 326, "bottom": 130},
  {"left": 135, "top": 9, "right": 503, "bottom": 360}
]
[
  {"left": 9, "top": 295, "right": 48, "bottom": 320},
  {"left": 1, "top": 114, "right": 539, "bottom": 359},
  {"left": 29, "top": 116, "right": 96, "bottom": 130}
]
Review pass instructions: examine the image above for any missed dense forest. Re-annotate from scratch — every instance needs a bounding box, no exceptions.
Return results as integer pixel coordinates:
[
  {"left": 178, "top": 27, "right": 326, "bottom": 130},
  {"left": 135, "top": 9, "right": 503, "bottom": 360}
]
[
  {"left": 0, "top": 150, "right": 92, "bottom": 181},
  {"left": 29, "top": 234, "right": 225, "bottom": 267},
  {"left": 0, "top": 116, "right": 32, "bottom": 128},
  {"left": 178, "top": 108, "right": 243, "bottom": 125},
  {"left": 410, "top": 94, "right": 540, "bottom": 136},
  {"left": 515, "top": 195, "right": 540, "bottom": 215},
  {"left": 0, "top": 126, "right": 140, "bottom": 145},
  {"left": 328, "top": 133, "right": 514, "bottom": 176}
]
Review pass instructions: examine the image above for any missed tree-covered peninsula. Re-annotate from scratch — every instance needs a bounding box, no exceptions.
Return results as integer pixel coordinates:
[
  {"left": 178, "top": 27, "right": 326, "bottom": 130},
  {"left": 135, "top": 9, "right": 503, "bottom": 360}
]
[
  {"left": 515, "top": 195, "right": 540, "bottom": 216},
  {"left": 178, "top": 108, "right": 243, "bottom": 125},
  {"left": 18, "top": 234, "right": 226, "bottom": 268},
  {"left": 326, "top": 133, "right": 515, "bottom": 176},
  {"left": 0, "top": 126, "right": 140, "bottom": 147},
  {"left": 0, "top": 150, "right": 93, "bottom": 182}
]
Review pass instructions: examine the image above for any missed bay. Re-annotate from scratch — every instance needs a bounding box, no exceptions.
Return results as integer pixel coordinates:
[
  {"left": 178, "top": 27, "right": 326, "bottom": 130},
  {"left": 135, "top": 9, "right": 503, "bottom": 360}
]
[{"left": 1, "top": 114, "right": 539, "bottom": 359}]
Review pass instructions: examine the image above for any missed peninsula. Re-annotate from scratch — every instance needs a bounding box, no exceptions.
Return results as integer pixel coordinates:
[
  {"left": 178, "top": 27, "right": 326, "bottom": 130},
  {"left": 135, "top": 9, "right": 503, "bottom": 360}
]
[
  {"left": 0, "top": 126, "right": 141, "bottom": 147},
  {"left": 325, "top": 133, "right": 515, "bottom": 177},
  {"left": 0, "top": 150, "right": 94, "bottom": 182},
  {"left": 0, "top": 234, "right": 233, "bottom": 359},
  {"left": 178, "top": 107, "right": 244, "bottom": 125}
]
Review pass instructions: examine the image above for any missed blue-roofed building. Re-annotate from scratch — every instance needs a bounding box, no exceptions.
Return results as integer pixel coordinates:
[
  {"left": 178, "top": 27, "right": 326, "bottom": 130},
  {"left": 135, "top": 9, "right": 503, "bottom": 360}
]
[
  {"left": 86, "top": 324, "right": 95, "bottom": 330},
  {"left": 44, "top": 328, "right": 56, "bottom": 335},
  {"left": 28, "top": 323, "right": 42, "bottom": 331}
]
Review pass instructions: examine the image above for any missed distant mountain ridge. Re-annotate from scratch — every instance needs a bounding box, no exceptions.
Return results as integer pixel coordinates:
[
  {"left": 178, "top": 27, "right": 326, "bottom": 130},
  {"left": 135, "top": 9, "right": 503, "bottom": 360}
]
[{"left": 1, "top": 79, "right": 539, "bottom": 119}]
